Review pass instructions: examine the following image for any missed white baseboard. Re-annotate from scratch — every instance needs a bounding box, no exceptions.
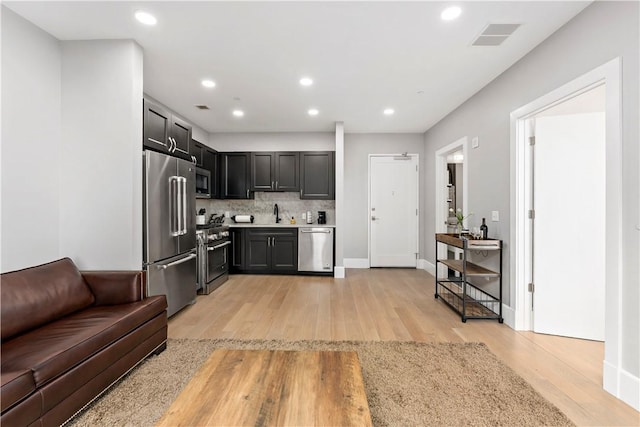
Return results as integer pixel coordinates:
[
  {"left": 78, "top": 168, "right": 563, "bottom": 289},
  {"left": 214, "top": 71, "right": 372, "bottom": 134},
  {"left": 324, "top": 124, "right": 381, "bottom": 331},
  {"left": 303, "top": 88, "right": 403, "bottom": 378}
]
[
  {"left": 344, "top": 258, "right": 369, "bottom": 269},
  {"left": 417, "top": 259, "right": 435, "bottom": 276},
  {"left": 501, "top": 304, "right": 516, "bottom": 329},
  {"left": 333, "top": 266, "right": 345, "bottom": 279},
  {"left": 603, "top": 360, "right": 640, "bottom": 411}
]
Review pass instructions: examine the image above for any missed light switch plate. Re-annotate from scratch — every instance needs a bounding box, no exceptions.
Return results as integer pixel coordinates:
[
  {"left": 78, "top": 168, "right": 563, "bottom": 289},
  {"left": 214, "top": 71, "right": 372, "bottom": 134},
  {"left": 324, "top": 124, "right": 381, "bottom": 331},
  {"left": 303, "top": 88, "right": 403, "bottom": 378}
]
[
  {"left": 302, "top": 213, "right": 307, "bottom": 220},
  {"left": 491, "top": 210, "right": 499, "bottom": 222},
  {"left": 472, "top": 137, "right": 479, "bottom": 148}
]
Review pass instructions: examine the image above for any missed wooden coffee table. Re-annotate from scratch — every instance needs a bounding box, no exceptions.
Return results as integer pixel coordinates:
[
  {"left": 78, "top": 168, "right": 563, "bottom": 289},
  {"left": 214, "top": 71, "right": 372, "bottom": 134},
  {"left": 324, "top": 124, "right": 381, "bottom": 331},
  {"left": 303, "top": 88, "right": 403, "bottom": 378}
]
[{"left": 156, "top": 349, "right": 372, "bottom": 426}]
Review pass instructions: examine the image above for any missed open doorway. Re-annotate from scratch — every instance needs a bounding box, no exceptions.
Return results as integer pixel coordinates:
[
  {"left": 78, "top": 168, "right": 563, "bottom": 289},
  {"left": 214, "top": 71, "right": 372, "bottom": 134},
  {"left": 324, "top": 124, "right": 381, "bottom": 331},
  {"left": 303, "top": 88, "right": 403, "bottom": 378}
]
[
  {"left": 529, "top": 85, "right": 606, "bottom": 341},
  {"left": 510, "top": 58, "right": 622, "bottom": 401},
  {"left": 435, "top": 138, "right": 468, "bottom": 277}
]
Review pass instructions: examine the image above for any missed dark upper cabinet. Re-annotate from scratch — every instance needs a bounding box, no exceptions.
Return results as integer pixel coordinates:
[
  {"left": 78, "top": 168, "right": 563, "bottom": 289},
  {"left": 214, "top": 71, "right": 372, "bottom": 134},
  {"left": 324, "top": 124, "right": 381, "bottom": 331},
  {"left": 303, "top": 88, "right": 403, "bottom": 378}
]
[
  {"left": 250, "top": 152, "right": 299, "bottom": 192},
  {"left": 143, "top": 100, "right": 171, "bottom": 152},
  {"left": 171, "top": 116, "right": 191, "bottom": 156},
  {"left": 203, "top": 148, "right": 219, "bottom": 199},
  {"left": 275, "top": 152, "right": 299, "bottom": 191},
  {"left": 300, "top": 151, "right": 334, "bottom": 200},
  {"left": 220, "top": 153, "right": 252, "bottom": 199},
  {"left": 143, "top": 99, "right": 192, "bottom": 157},
  {"left": 244, "top": 228, "right": 297, "bottom": 272},
  {"left": 251, "top": 152, "right": 275, "bottom": 191},
  {"left": 191, "top": 141, "right": 204, "bottom": 167}
]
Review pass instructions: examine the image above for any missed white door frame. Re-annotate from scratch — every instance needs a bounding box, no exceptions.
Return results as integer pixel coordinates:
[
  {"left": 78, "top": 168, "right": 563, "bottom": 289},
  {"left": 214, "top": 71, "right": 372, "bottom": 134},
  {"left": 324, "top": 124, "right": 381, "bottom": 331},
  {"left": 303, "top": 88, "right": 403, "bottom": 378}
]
[
  {"left": 510, "top": 58, "right": 622, "bottom": 393},
  {"left": 435, "top": 138, "right": 468, "bottom": 276},
  {"left": 368, "top": 154, "right": 420, "bottom": 267}
]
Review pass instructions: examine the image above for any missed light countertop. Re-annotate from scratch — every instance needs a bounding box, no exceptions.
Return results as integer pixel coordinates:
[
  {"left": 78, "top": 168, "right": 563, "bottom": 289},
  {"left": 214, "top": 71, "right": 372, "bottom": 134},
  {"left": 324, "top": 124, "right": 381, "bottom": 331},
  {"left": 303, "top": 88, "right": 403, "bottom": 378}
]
[{"left": 228, "top": 222, "right": 335, "bottom": 228}]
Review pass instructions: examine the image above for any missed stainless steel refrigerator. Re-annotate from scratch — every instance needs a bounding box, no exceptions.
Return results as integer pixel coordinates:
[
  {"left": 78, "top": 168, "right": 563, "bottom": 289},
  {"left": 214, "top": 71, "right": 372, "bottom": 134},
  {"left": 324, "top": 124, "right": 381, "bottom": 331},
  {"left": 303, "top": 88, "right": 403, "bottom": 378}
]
[{"left": 143, "top": 150, "right": 197, "bottom": 317}]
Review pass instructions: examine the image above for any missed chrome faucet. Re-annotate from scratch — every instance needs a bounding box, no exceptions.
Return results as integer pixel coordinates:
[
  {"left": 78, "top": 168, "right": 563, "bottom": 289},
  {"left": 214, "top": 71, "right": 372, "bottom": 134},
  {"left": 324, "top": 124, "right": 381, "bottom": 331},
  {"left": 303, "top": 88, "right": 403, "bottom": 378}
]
[{"left": 274, "top": 203, "right": 281, "bottom": 223}]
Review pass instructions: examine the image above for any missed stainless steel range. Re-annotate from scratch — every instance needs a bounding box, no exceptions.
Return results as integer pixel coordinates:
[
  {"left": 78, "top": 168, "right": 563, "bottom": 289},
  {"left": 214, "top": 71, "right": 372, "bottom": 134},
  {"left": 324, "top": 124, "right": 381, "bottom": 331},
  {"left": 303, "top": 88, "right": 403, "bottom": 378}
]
[{"left": 196, "top": 223, "right": 230, "bottom": 295}]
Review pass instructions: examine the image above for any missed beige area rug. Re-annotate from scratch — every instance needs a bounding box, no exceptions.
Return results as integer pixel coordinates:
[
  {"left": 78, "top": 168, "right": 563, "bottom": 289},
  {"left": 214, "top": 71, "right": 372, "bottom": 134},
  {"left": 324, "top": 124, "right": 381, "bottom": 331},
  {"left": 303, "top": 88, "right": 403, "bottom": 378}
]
[{"left": 68, "top": 339, "right": 573, "bottom": 427}]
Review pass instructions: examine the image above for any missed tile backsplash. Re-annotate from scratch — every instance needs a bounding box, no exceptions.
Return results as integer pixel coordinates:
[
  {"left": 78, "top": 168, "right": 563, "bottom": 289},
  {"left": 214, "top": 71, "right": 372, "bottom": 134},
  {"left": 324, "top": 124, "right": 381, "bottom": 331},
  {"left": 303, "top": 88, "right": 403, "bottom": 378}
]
[{"left": 196, "top": 192, "right": 335, "bottom": 225}]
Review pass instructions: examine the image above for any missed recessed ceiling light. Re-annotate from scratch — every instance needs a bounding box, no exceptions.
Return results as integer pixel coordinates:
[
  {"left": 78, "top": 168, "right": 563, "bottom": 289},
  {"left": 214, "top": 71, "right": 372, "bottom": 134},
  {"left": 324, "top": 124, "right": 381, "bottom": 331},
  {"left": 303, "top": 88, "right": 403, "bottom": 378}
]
[
  {"left": 441, "top": 6, "right": 462, "bottom": 21},
  {"left": 232, "top": 110, "right": 244, "bottom": 117},
  {"left": 300, "top": 77, "right": 313, "bottom": 86},
  {"left": 201, "top": 79, "right": 216, "bottom": 88},
  {"left": 308, "top": 109, "right": 319, "bottom": 116},
  {"left": 134, "top": 10, "right": 157, "bottom": 26},
  {"left": 383, "top": 108, "right": 395, "bottom": 115}
]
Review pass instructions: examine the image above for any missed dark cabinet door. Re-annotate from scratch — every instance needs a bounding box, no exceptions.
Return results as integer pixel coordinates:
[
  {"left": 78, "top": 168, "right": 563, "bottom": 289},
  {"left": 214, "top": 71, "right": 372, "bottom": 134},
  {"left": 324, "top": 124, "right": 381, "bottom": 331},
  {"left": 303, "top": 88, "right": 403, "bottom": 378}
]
[
  {"left": 191, "top": 141, "right": 204, "bottom": 167},
  {"left": 143, "top": 99, "right": 171, "bottom": 153},
  {"left": 271, "top": 230, "right": 298, "bottom": 271},
  {"left": 221, "top": 153, "right": 252, "bottom": 199},
  {"left": 230, "top": 228, "right": 245, "bottom": 271},
  {"left": 245, "top": 230, "right": 270, "bottom": 270},
  {"left": 203, "top": 148, "right": 218, "bottom": 199},
  {"left": 251, "top": 152, "right": 275, "bottom": 191},
  {"left": 300, "top": 152, "right": 334, "bottom": 199},
  {"left": 171, "top": 116, "right": 192, "bottom": 157},
  {"left": 275, "top": 152, "right": 299, "bottom": 191}
]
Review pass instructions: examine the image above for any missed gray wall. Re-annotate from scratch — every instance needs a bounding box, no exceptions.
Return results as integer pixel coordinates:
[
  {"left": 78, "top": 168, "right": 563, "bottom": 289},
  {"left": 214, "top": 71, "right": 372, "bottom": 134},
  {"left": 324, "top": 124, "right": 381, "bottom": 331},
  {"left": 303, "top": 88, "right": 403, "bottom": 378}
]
[
  {"left": 423, "top": 1, "right": 638, "bottom": 377},
  {"left": 1, "top": 8, "right": 145, "bottom": 271},
  {"left": 1, "top": 7, "right": 61, "bottom": 272},
  {"left": 343, "top": 133, "right": 425, "bottom": 260}
]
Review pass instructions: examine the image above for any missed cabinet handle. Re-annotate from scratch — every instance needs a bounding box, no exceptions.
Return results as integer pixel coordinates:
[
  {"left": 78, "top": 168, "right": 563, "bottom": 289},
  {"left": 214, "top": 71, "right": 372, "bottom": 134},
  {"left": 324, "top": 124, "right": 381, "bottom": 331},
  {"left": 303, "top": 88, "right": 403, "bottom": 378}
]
[
  {"left": 246, "top": 189, "right": 249, "bottom": 198},
  {"left": 272, "top": 181, "right": 274, "bottom": 189},
  {"left": 276, "top": 180, "right": 278, "bottom": 188},
  {"left": 300, "top": 189, "right": 303, "bottom": 197},
  {"left": 272, "top": 237, "right": 275, "bottom": 247}
]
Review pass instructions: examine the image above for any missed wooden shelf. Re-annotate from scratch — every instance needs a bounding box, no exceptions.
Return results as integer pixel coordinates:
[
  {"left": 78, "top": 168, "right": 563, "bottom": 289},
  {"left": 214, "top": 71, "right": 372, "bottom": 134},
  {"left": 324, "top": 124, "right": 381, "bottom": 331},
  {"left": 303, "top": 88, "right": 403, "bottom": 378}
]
[
  {"left": 437, "top": 259, "right": 499, "bottom": 277},
  {"left": 434, "top": 233, "right": 503, "bottom": 323}
]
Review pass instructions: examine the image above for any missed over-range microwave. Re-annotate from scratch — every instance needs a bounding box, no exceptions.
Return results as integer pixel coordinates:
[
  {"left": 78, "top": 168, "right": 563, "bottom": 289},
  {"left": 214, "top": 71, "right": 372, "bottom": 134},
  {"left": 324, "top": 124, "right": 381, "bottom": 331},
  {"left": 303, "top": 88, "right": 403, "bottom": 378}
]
[{"left": 195, "top": 167, "right": 211, "bottom": 198}]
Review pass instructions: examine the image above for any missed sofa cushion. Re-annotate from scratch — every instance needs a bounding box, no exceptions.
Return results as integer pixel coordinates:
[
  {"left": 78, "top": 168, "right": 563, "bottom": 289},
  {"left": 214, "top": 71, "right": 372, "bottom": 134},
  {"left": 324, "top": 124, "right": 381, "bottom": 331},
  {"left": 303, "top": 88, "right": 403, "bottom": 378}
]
[
  {"left": 0, "top": 369, "right": 36, "bottom": 413},
  {"left": 1, "top": 296, "right": 166, "bottom": 388},
  {"left": 1, "top": 258, "right": 95, "bottom": 340}
]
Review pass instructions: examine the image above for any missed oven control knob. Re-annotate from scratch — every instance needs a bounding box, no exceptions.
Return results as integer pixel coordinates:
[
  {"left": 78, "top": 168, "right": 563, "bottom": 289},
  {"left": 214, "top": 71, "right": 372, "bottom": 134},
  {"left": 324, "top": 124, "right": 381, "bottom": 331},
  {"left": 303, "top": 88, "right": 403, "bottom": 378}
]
[
  {"left": 209, "top": 233, "right": 219, "bottom": 241},
  {"left": 221, "top": 231, "right": 229, "bottom": 237}
]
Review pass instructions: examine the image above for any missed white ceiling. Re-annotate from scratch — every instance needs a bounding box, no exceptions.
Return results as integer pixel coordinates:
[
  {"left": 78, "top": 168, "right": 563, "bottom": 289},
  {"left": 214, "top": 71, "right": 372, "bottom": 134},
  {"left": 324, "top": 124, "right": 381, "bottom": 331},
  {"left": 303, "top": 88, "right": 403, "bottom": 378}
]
[{"left": 5, "top": 1, "right": 591, "bottom": 134}]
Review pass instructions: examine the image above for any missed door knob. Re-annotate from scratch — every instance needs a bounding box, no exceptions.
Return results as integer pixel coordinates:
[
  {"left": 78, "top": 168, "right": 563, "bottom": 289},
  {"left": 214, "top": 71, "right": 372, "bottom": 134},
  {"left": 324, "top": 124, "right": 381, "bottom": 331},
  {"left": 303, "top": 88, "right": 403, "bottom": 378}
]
[{"left": 372, "top": 216, "right": 378, "bottom": 221}]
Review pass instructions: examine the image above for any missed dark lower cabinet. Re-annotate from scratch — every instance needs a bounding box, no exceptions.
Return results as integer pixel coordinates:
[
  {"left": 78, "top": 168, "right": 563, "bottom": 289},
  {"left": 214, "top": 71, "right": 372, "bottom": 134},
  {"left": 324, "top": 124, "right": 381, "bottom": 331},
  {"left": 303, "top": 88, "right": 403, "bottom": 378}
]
[
  {"left": 230, "top": 228, "right": 245, "bottom": 272},
  {"left": 232, "top": 228, "right": 297, "bottom": 274},
  {"left": 300, "top": 152, "right": 334, "bottom": 199}
]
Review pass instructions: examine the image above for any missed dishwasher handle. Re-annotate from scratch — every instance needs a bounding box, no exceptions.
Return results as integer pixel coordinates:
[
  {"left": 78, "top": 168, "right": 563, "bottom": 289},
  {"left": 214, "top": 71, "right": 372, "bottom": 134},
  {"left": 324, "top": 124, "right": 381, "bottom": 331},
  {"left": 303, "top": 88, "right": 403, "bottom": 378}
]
[{"left": 300, "top": 229, "right": 332, "bottom": 233}]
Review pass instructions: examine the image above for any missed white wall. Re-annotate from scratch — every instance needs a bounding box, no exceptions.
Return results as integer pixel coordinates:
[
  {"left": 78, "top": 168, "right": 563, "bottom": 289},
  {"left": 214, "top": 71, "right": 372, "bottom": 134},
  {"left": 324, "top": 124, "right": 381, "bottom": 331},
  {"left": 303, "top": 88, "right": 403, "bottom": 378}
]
[
  {"left": 60, "top": 40, "right": 143, "bottom": 270},
  {"left": 423, "top": 0, "right": 639, "bottom": 406},
  {"left": 210, "top": 132, "right": 335, "bottom": 152},
  {"left": 343, "top": 133, "right": 425, "bottom": 260},
  {"left": 1, "top": 7, "right": 62, "bottom": 272}
]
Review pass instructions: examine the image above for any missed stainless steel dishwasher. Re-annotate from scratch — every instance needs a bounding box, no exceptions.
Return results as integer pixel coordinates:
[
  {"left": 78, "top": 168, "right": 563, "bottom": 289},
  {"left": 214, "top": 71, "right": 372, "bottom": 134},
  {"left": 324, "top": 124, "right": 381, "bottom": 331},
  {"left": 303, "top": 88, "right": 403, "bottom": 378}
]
[{"left": 298, "top": 227, "right": 334, "bottom": 273}]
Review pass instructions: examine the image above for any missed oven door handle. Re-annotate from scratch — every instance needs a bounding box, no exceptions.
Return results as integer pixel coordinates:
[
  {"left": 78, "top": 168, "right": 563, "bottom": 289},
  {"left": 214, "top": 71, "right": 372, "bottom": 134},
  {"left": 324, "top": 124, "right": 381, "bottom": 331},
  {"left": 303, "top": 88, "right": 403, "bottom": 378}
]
[
  {"left": 208, "top": 241, "right": 231, "bottom": 251},
  {"left": 157, "top": 253, "right": 196, "bottom": 269}
]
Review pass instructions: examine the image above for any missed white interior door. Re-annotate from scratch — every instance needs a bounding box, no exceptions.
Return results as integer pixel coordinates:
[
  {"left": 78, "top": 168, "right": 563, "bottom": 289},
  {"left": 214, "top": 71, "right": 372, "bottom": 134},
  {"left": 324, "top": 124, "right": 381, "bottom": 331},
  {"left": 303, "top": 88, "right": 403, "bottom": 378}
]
[
  {"left": 533, "top": 112, "right": 605, "bottom": 340},
  {"left": 370, "top": 155, "right": 418, "bottom": 267}
]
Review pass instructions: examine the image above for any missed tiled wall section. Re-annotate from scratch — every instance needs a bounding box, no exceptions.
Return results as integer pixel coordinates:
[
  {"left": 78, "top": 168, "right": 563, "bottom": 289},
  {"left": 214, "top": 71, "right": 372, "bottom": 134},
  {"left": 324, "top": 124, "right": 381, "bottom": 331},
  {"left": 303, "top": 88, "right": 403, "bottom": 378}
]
[{"left": 196, "top": 192, "right": 335, "bottom": 225}]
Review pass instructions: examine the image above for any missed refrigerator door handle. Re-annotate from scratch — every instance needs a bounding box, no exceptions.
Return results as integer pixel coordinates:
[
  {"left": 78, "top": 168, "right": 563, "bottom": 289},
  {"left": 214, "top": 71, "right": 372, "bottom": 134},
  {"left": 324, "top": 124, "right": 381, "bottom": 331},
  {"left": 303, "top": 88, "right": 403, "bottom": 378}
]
[
  {"left": 175, "top": 176, "right": 183, "bottom": 236},
  {"left": 180, "top": 177, "right": 188, "bottom": 235},
  {"left": 156, "top": 253, "right": 197, "bottom": 269},
  {"left": 169, "top": 176, "right": 180, "bottom": 237}
]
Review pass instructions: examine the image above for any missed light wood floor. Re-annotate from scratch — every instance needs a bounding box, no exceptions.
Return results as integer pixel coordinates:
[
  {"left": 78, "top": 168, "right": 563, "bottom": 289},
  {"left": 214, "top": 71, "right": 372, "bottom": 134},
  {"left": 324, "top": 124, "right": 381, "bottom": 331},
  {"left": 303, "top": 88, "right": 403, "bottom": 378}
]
[{"left": 169, "top": 269, "right": 640, "bottom": 426}]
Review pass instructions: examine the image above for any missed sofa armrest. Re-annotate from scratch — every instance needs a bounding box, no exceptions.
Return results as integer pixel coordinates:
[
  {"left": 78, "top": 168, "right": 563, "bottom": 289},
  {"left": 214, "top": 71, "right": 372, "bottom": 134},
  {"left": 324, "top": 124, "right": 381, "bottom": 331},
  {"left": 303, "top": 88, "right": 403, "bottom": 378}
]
[{"left": 82, "top": 271, "right": 145, "bottom": 306}]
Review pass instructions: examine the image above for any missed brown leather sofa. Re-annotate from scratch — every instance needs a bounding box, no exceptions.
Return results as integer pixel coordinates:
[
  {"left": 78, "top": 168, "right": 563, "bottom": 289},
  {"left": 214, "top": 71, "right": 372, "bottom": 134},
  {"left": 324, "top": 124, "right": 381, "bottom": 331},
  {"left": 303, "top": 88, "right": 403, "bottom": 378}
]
[{"left": 1, "top": 258, "right": 168, "bottom": 426}]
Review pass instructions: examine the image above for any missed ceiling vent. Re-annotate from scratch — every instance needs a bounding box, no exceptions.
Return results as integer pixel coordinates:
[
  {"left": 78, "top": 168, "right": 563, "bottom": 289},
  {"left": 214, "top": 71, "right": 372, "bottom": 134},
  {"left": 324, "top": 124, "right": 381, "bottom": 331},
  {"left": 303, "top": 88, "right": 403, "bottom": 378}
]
[
  {"left": 195, "top": 104, "right": 210, "bottom": 110},
  {"left": 472, "top": 23, "right": 520, "bottom": 46}
]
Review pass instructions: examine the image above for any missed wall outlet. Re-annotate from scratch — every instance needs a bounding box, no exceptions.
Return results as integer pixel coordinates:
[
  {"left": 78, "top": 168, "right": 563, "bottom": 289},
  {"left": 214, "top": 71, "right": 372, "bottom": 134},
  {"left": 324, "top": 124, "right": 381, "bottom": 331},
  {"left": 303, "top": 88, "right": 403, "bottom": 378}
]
[
  {"left": 302, "top": 212, "right": 306, "bottom": 220},
  {"left": 472, "top": 137, "right": 479, "bottom": 148},
  {"left": 224, "top": 211, "right": 230, "bottom": 218},
  {"left": 491, "top": 210, "right": 499, "bottom": 222}
]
